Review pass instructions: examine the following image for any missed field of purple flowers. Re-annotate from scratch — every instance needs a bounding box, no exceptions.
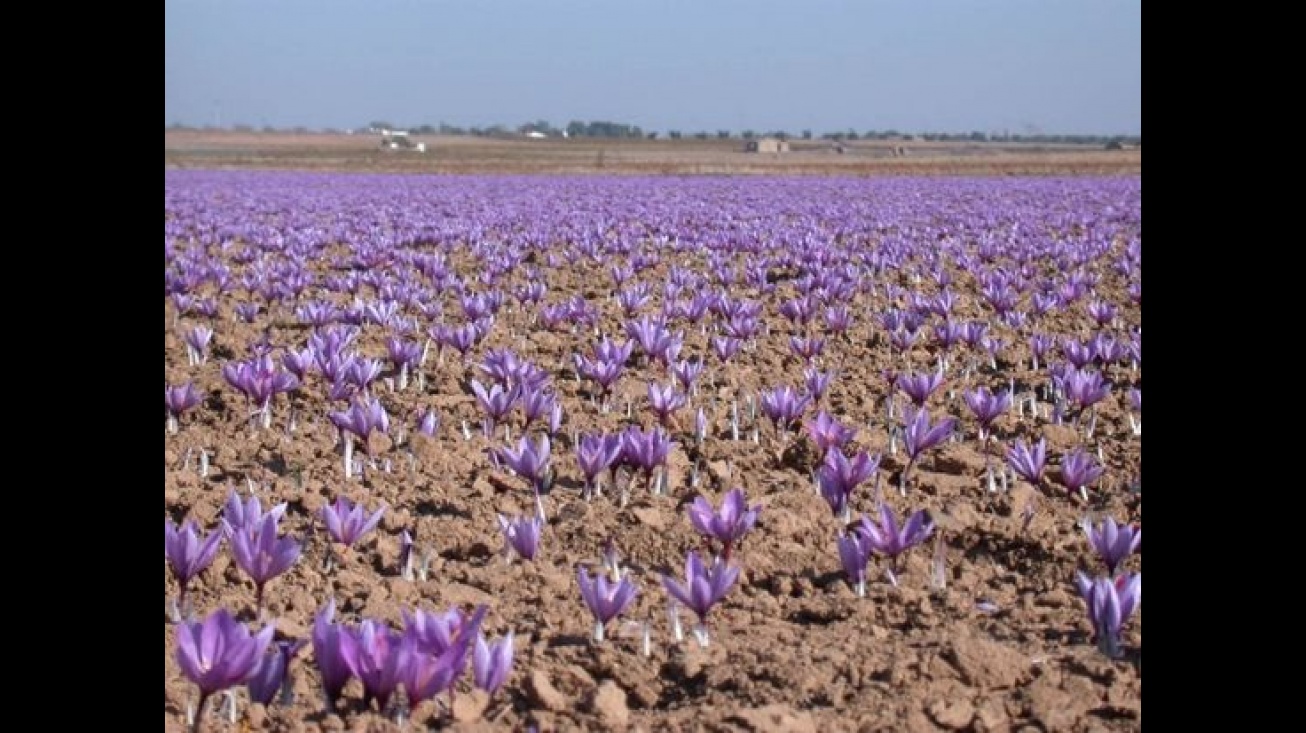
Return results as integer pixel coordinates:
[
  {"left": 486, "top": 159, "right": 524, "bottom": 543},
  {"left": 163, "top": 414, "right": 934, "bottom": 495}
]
[{"left": 165, "top": 172, "right": 1141, "bottom": 732}]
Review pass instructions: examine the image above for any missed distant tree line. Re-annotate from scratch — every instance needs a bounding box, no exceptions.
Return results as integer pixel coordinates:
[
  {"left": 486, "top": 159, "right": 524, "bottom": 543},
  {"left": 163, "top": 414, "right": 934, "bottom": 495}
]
[{"left": 166, "top": 120, "right": 1138, "bottom": 147}]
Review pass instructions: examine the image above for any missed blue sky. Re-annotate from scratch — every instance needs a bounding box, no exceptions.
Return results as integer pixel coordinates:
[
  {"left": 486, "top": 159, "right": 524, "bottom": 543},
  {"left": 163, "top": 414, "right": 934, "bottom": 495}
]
[{"left": 164, "top": 0, "right": 1141, "bottom": 135}]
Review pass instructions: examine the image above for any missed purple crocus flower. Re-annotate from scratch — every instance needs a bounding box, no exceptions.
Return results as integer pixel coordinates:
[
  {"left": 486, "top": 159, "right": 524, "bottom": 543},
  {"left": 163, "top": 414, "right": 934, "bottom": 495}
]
[
  {"left": 687, "top": 488, "right": 761, "bottom": 561},
  {"left": 1063, "top": 368, "right": 1112, "bottom": 413},
  {"left": 282, "top": 347, "right": 316, "bottom": 381},
  {"left": 328, "top": 396, "right": 390, "bottom": 478},
  {"left": 897, "top": 369, "right": 945, "bottom": 407},
  {"left": 671, "top": 359, "right": 705, "bottom": 392},
  {"left": 176, "top": 608, "right": 275, "bottom": 725},
  {"left": 661, "top": 551, "right": 739, "bottom": 646},
  {"left": 225, "top": 515, "right": 302, "bottom": 608},
  {"left": 1057, "top": 448, "right": 1105, "bottom": 501},
  {"left": 899, "top": 407, "right": 956, "bottom": 494},
  {"left": 1007, "top": 438, "right": 1048, "bottom": 485},
  {"left": 221, "top": 491, "right": 288, "bottom": 536},
  {"left": 620, "top": 426, "right": 675, "bottom": 491},
  {"left": 343, "top": 357, "right": 385, "bottom": 393},
  {"left": 519, "top": 387, "right": 558, "bottom": 429},
  {"left": 222, "top": 356, "right": 299, "bottom": 428},
  {"left": 246, "top": 639, "right": 308, "bottom": 706},
  {"left": 1075, "top": 571, "right": 1141, "bottom": 658},
  {"left": 385, "top": 337, "right": 423, "bottom": 389},
  {"left": 803, "top": 367, "right": 836, "bottom": 403},
  {"left": 1083, "top": 516, "right": 1141, "bottom": 575},
  {"left": 817, "top": 450, "right": 880, "bottom": 523},
  {"left": 165, "top": 382, "right": 204, "bottom": 433},
  {"left": 164, "top": 518, "right": 223, "bottom": 610},
  {"left": 1029, "top": 333, "right": 1056, "bottom": 370},
  {"left": 711, "top": 335, "right": 742, "bottom": 363},
  {"left": 804, "top": 411, "right": 856, "bottom": 457},
  {"left": 857, "top": 503, "right": 935, "bottom": 586},
  {"left": 759, "top": 385, "right": 812, "bottom": 433},
  {"left": 789, "top": 335, "right": 826, "bottom": 363},
  {"left": 321, "top": 496, "right": 387, "bottom": 550},
  {"left": 498, "top": 434, "right": 553, "bottom": 520},
  {"left": 398, "top": 605, "right": 488, "bottom": 714},
  {"left": 497, "top": 514, "right": 542, "bottom": 561},
  {"left": 963, "top": 386, "right": 1012, "bottom": 441},
  {"left": 577, "top": 565, "right": 639, "bottom": 641},
  {"left": 312, "top": 600, "right": 353, "bottom": 708},
  {"left": 574, "top": 355, "right": 624, "bottom": 397},
  {"left": 472, "top": 630, "right": 516, "bottom": 695},
  {"left": 417, "top": 408, "right": 439, "bottom": 437},
  {"left": 183, "top": 325, "right": 214, "bottom": 365},
  {"left": 647, "top": 382, "right": 687, "bottom": 427},
  {"left": 471, "top": 379, "right": 520, "bottom": 434},
  {"left": 576, "top": 433, "right": 623, "bottom": 499},
  {"left": 339, "top": 619, "right": 405, "bottom": 712},
  {"left": 837, "top": 531, "right": 873, "bottom": 598},
  {"left": 234, "top": 302, "right": 261, "bottom": 323}
]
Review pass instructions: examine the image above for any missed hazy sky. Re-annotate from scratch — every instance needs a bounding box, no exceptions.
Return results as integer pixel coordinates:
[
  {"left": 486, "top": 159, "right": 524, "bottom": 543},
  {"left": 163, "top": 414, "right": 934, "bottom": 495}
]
[{"left": 164, "top": 0, "right": 1141, "bottom": 135}]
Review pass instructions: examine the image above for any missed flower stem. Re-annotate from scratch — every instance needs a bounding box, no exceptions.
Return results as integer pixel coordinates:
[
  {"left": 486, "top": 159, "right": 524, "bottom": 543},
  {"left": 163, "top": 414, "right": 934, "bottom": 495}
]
[{"left": 191, "top": 692, "right": 210, "bottom": 733}]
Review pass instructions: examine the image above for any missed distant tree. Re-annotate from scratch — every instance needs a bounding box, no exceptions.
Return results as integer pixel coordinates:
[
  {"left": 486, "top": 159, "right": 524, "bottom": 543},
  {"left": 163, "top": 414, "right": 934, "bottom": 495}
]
[
  {"left": 368, "top": 121, "right": 395, "bottom": 131},
  {"left": 741, "top": 130, "right": 756, "bottom": 140},
  {"left": 694, "top": 131, "right": 710, "bottom": 140},
  {"left": 845, "top": 129, "right": 859, "bottom": 140},
  {"left": 233, "top": 123, "right": 254, "bottom": 132},
  {"left": 969, "top": 131, "right": 987, "bottom": 141},
  {"left": 669, "top": 130, "right": 682, "bottom": 139},
  {"left": 414, "top": 124, "right": 436, "bottom": 134},
  {"left": 717, "top": 130, "right": 731, "bottom": 139},
  {"left": 646, "top": 132, "right": 658, "bottom": 139},
  {"left": 801, "top": 129, "right": 812, "bottom": 140},
  {"left": 566, "top": 120, "right": 587, "bottom": 137}
]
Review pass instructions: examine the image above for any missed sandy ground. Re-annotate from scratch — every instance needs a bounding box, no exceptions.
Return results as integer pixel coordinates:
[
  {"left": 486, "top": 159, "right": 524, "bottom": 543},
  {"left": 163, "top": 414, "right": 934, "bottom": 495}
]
[{"left": 165, "top": 172, "right": 1141, "bottom": 732}]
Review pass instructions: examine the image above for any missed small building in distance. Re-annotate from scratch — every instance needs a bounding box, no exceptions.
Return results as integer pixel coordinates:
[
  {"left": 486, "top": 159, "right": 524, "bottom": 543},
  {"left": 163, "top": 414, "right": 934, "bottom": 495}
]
[{"left": 744, "top": 137, "right": 790, "bottom": 154}]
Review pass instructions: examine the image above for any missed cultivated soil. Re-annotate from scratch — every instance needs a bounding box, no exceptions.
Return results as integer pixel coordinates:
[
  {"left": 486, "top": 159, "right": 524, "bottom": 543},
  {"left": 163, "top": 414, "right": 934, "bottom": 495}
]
[{"left": 164, "top": 173, "right": 1141, "bottom": 732}]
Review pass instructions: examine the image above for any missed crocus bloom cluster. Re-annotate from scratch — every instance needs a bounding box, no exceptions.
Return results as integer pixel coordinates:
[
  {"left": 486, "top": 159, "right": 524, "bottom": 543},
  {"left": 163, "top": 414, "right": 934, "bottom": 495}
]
[
  {"left": 963, "top": 386, "right": 1011, "bottom": 441},
  {"left": 498, "top": 513, "right": 542, "bottom": 561},
  {"left": 1083, "top": 516, "right": 1140, "bottom": 575},
  {"left": 687, "top": 488, "right": 761, "bottom": 561},
  {"left": 497, "top": 434, "right": 552, "bottom": 520},
  {"left": 176, "top": 609, "right": 275, "bottom": 727},
  {"left": 1058, "top": 448, "right": 1104, "bottom": 501},
  {"left": 1075, "top": 572, "right": 1141, "bottom": 658},
  {"left": 577, "top": 565, "right": 639, "bottom": 641},
  {"left": 804, "top": 411, "right": 856, "bottom": 458},
  {"left": 312, "top": 599, "right": 488, "bottom": 719},
  {"left": 899, "top": 407, "right": 956, "bottom": 494},
  {"left": 472, "top": 631, "right": 516, "bottom": 695},
  {"left": 576, "top": 433, "right": 623, "bottom": 499},
  {"left": 661, "top": 551, "right": 740, "bottom": 646},
  {"left": 760, "top": 386, "right": 812, "bottom": 433},
  {"left": 817, "top": 449, "right": 879, "bottom": 523},
  {"left": 164, "top": 518, "right": 223, "bottom": 611},
  {"left": 329, "top": 396, "right": 391, "bottom": 479},
  {"left": 165, "top": 382, "right": 204, "bottom": 434},
  {"left": 1007, "top": 438, "right": 1047, "bottom": 485},
  {"left": 321, "top": 496, "right": 386, "bottom": 551},
  {"left": 840, "top": 503, "right": 935, "bottom": 589},
  {"left": 247, "top": 639, "right": 308, "bottom": 706},
  {"left": 222, "top": 355, "right": 299, "bottom": 428},
  {"left": 224, "top": 514, "right": 301, "bottom": 608}
]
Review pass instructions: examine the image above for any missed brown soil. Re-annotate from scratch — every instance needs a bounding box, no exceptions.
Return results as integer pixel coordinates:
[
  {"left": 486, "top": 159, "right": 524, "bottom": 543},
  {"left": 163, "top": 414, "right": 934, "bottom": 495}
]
[{"left": 164, "top": 175, "right": 1141, "bottom": 732}]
